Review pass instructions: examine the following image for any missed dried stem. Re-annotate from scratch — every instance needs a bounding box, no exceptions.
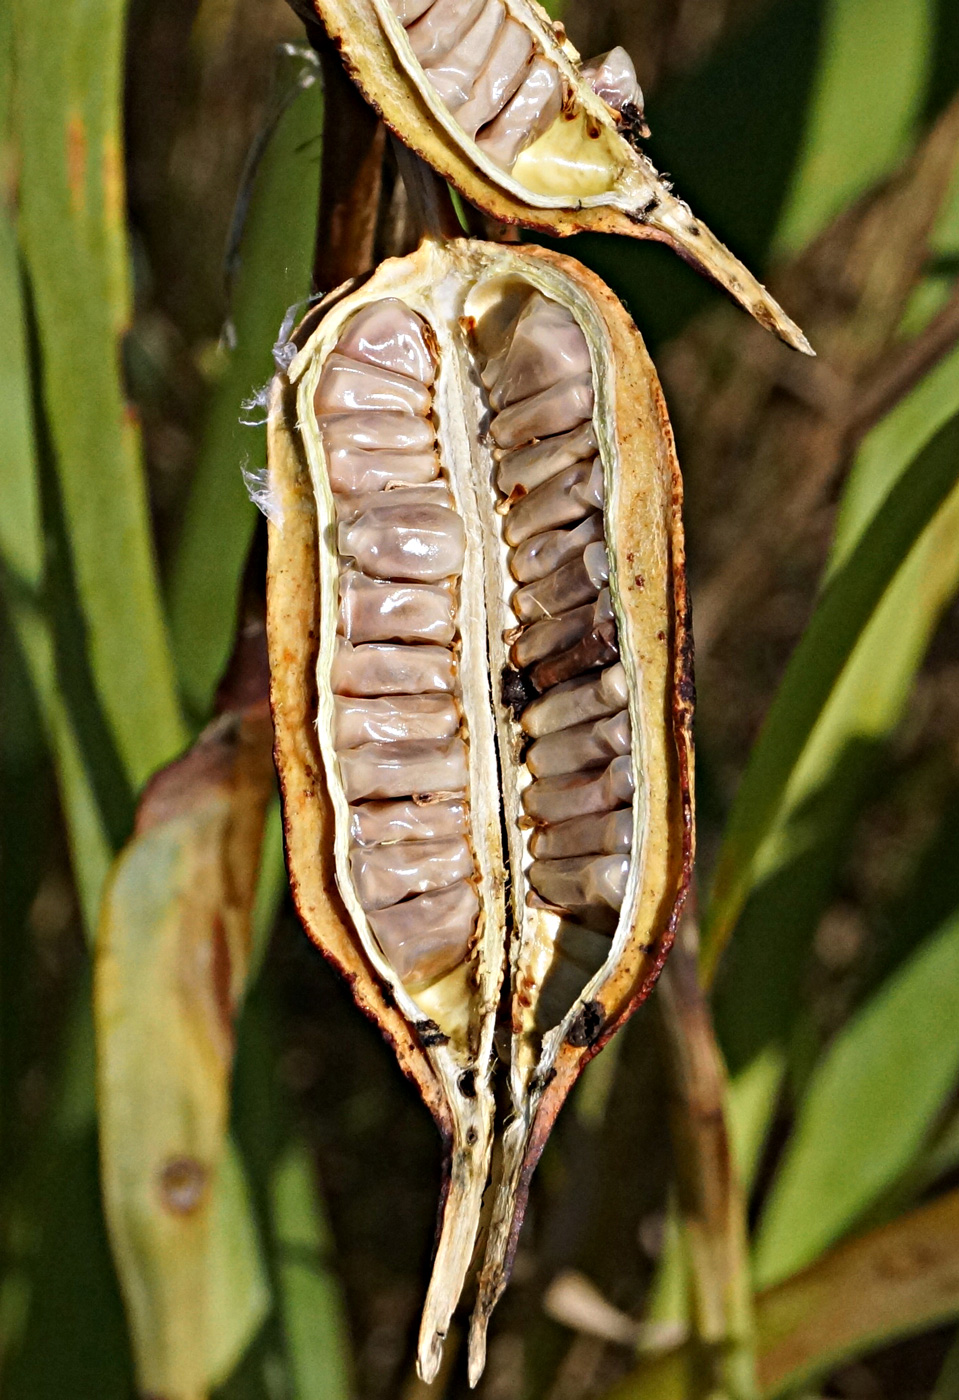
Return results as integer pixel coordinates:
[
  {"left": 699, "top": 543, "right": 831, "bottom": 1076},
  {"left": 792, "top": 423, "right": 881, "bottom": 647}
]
[
  {"left": 391, "top": 138, "right": 465, "bottom": 244},
  {"left": 655, "top": 914, "right": 758, "bottom": 1400},
  {"left": 311, "top": 27, "right": 387, "bottom": 293}
]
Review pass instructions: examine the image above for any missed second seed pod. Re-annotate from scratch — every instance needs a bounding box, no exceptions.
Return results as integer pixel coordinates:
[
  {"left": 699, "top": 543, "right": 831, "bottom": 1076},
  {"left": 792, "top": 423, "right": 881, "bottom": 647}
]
[{"left": 266, "top": 237, "right": 694, "bottom": 1382}]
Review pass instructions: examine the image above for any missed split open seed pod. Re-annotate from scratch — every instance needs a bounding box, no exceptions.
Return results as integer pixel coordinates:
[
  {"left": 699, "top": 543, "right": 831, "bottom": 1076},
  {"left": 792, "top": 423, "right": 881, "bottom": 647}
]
[
  {"left": 265, "top": 236, "right": 693, "bottom": 1383},
  {"left": 291, "top": 0, "right": 810, "bottom": 353}
]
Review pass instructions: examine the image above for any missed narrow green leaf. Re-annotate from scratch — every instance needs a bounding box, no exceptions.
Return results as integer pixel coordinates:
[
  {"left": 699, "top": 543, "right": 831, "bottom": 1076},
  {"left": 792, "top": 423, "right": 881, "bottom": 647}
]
[
  {"left": 250, "top": 798, "right": 286, "bottom": 984},
  {"left": 0, "top": 179, "right": 111, "bottom": 935},
  {"left": 272, "top": 1142, "right": 353, "bottom": 1400},
  {"left": 3, "top": 981, "right": 134, "bottom": 1400},
  {"left": 168, "top": 72, "right": 322, "bottom": 718},
  {"left": 757, "top": 1188, "right": 959, "bottom": 1395},
  {"left": 207, "top": 1142, "right": 272, "bottom": 1390},
  {"left": 705, "top": 406, "right": 959, "bottom": 973},
  {"left": 754, "top": 908, "right": 959, "bottom": 1287},
  {"left": 774, "top": 0, "right": 932, "bottom": 254},
  {"left": 711, "top": 164, "right": 959, "bottom": 1169},
  {"left": 716, "top": 415, "right": 959, "bottom": 1184},
  {"left": 12, "top": 0, "right": 186, "bottom": 791}
]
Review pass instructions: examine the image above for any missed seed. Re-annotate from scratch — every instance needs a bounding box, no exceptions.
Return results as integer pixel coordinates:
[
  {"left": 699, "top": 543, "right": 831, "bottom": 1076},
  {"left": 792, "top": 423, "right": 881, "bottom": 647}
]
[
  {"left": 333, "top": 694, "right": 460, "bottom": 747},
  {"left": 338, "top": 737, "right": 469, "bottom": 802},
  {"left": 580, "top": 47, "right": 644, "bottom": 115},
  {"left": 367, "top": 879, "right": 480, "bottom": 985},
  {"left": 475, "top": 58, "right": 562, "bottom": 170},
  {"left": 509, "top": 510, "right": 604, "bottom": 582},
  {"left": 512, "top": 541, "right": 608, "bottom": 620},
  {"left": 522, "top": 754, "right": 634, "bottom": 823},
  {"left": 530, "top": 807, "right": 633, "bottom": 858},
  {"left": 331, "top": 641, "right": 457, "bottom": 695},
  {"left": 526, "top": 708, "right": 630, "bottom": 777},
  {"left": 528, "top": 853, "right": 630, "bottom": 912},
  {"left": 426, "top": 1, "right": 506, "bottom": 111},
  {"left": 406, "top": 0, "right": 488, "bottom": 64},
  {"left": 349, "top": 797, "right": 470, "bottom": 845},
  {"left": 333, "top": 297, "right": 436, "bottom": 383},
  {"left": 338, "top": 502, "right": 467, "bottom": 581},
  {"left": 351, "top": 836, "right": 475, "bottom": 909},
  {"left": 315, "top": 353, "right": 433, "bottom": 415},
  {"left": 490, "top": 373, "right": 594, "bottom": 449},
  {"left": 496, "top": 421, "right": 598, "bottom": 497},
  {"left": 452, "top": 18, "right": 534, "bottom": 139},
  {"left": 338, "top": 571, "right": 456, "bottom": 645},
  {"left": 521, "top": 662, "right": 627, "bottom": 736}
]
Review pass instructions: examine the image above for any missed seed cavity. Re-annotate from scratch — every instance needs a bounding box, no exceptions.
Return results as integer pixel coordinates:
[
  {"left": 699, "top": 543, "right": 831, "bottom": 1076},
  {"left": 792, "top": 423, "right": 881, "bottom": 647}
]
[
  {"left": 310, "top": 277, "right": 637, "bottom": 1030},
  {"left": 318, "top": 301, "right": 481, "bottom": 993}
]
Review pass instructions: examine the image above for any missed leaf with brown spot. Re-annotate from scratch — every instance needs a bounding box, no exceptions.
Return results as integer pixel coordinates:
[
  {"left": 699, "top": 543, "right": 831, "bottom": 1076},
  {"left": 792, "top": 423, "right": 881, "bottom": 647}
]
[{"left": 95, "top": 702, "right": 275, "bottom": 1398}]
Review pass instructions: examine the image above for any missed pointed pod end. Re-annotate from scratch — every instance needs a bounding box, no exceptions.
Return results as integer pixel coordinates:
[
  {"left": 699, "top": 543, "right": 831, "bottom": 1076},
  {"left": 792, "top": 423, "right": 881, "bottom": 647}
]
[
  {"left": 643, "top": 198, "right": 814, "bottom": 357},
  {"left": 417, "top": 1329, "right": 445, "bottom": 1386},
  {"left": 467, "top": 1313, "right": 489, "bottom": 1388},
  {"left": 753, "top": 298, "right": 816, "bottom": 357}
]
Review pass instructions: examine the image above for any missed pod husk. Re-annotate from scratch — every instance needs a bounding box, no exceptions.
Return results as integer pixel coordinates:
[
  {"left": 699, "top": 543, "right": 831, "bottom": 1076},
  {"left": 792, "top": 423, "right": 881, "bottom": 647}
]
[
  {"left": 293, "top": 0, "right": 809, "bottom": 354},
  {"left": 463, "top": 243, "right": 694, "bottom": 1380},
  {"left": 265, "top": 239, "right": 694, "bottom": 1383},
  {"left": 267, "top": 338, "right": 500, "bottom": 1379}
]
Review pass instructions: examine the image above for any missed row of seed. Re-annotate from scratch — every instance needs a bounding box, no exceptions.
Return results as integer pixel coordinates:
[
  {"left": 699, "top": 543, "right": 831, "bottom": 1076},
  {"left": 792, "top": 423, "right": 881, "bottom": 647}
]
[
  {"left": 314, "top": 299, "right": 479, "bottom": 988},
  {"left": 482, "top": 291, "right": 633, "bottom": 931},
  {"left": 385, "top": 0, "right": 642, "bottom": 172}
]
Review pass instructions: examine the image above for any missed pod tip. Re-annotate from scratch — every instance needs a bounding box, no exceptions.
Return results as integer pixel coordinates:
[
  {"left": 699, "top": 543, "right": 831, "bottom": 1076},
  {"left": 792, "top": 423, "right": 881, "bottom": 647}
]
[
  {"left": 467, "top": 1315, "right": 488, "bottom": 1388},
  {"left": 417, "top": 1331, "right": 444, "bottom": 1385}
]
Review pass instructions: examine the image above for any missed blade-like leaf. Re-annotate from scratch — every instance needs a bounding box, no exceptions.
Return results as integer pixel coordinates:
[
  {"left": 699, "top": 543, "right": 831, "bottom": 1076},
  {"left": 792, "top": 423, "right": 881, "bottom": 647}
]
[
  {"left": 754, "top": 907, "right": 959, "bottom": 1287},
  {"left": 774, "top": 0, "right": 932, "bottom": 254},
  {"left": 0, "top": 162, "right": 111, "bottom": 935},
  {"left": 710, "top": 153, "right": 959, "bottom": 1175},
  {"left": 718, "top": 399, "right": 959, "bottom": 1184},
  {"left": 12, "top": 0, "right": 186, "bottom": 790},
  {"left": 272, "top": 1142, "right": 353, "bottom": 1400},
  {"left": 704, "top": 397, "right": 959, "bottom": 983},
  {"left": 757, "top": 1188, "right": 959, "bottom": 1395},
  {"left": 168, "top": 70, "right": 322, "bottom": 719},
  {"left": 607, "top": 1188, "right": 959, "bottom": 1400}
]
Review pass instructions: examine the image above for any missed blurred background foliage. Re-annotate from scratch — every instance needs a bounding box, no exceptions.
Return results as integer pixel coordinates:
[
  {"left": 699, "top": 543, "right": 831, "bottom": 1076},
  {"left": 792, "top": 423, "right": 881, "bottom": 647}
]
[{"left": 2, "top": 0, "right": 959, "bottom": 1397}]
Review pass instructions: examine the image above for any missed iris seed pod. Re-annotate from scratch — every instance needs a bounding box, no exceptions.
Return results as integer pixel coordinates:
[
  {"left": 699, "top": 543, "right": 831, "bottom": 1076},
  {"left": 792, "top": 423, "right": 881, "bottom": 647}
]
[
  {"left": 265, "top": 238, "right": 693, "bottom": 1383},
  {"left": 290, "top": 0, "right": 811, "bottom": 353}
]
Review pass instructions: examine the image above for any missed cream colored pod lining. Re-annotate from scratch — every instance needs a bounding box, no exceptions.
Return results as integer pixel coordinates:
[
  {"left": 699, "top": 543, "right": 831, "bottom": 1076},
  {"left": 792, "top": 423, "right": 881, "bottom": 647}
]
[{"left": 267, "top": 238, "right": 693, "bottom": 1383}]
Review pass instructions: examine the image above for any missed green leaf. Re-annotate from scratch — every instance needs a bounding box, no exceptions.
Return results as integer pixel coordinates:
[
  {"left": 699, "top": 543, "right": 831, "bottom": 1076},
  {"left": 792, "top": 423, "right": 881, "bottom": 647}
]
[
  {"left": 710, "top": 157, "right": 959, "bottom": 1173},
  {"left": 271, "top": 1142, "right": 353, "bottom": 1400},
  {"left": 0, "top": 166, "right": 111, "bottom": 935},
  {"left": 774, "top": 0, "right": 933, "bottom": 254},
  {"left": 705, "top": 404, "right": 959, "bottom": 976},
  {"left": 757, "top": 1187, "right": 959, "bottom": 1395},
  {"left": 3, "top": 981, "right": 135, "bottom": 1400},
  {"left": 12, "top": 0, "right": 186, "bottom": 791},
  {"left": 715, "top": 399, "right": 959, "bottom": 1186},
  {"left": 168, "top": 70, "right": 322, "bottom": 719},
  {"left": 754, "top": 908, "right": 959, "bottom": 1287}
]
